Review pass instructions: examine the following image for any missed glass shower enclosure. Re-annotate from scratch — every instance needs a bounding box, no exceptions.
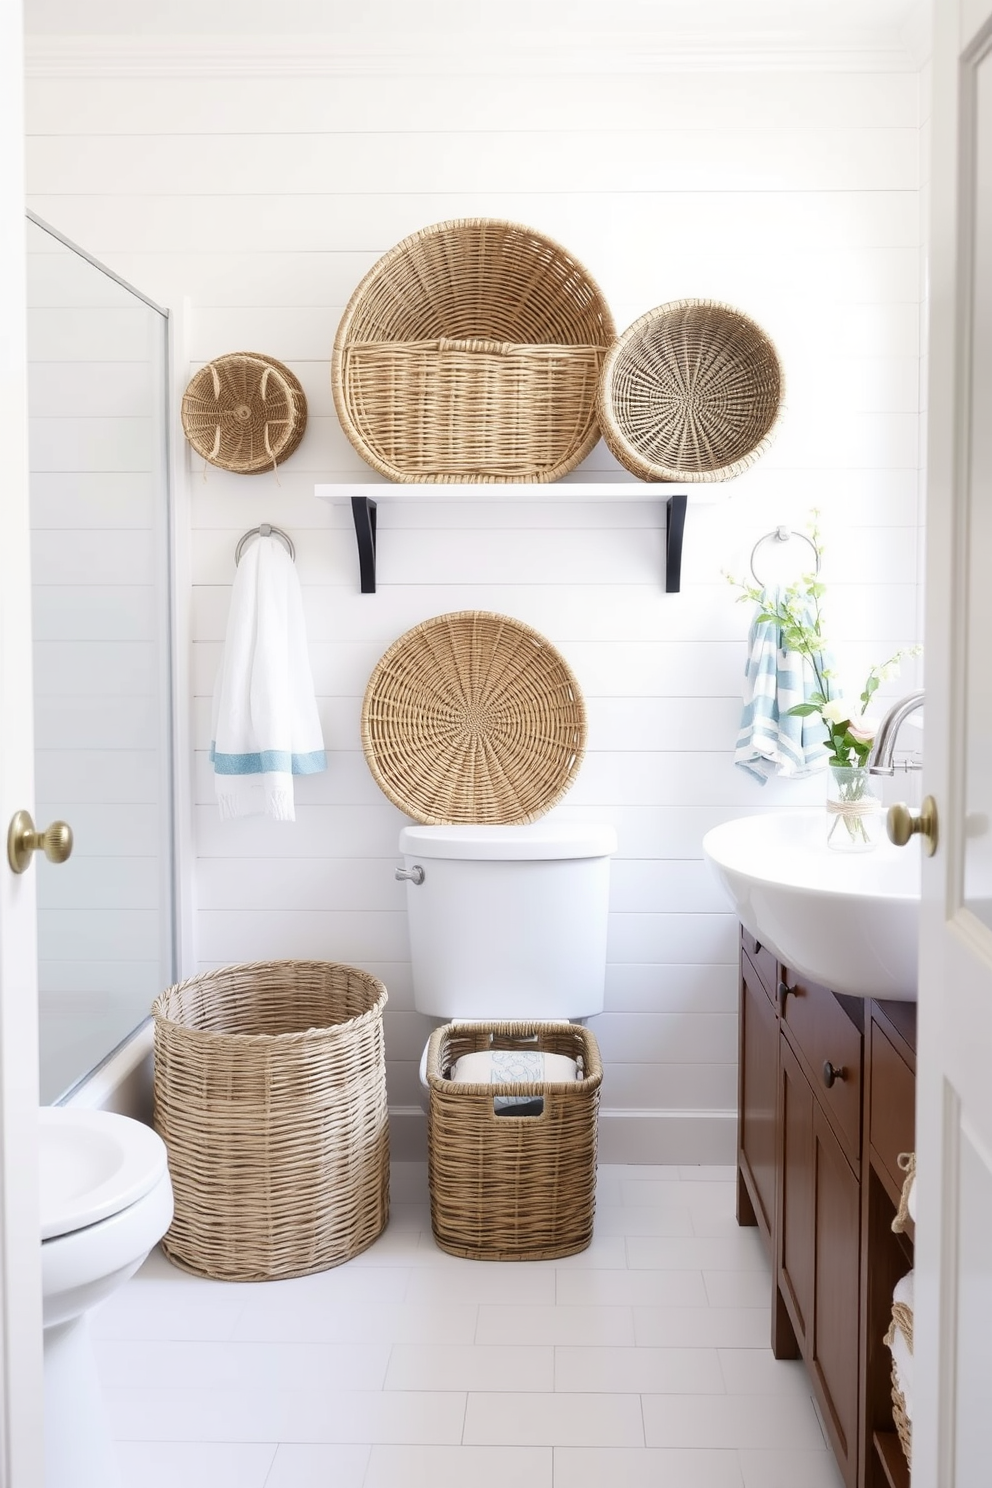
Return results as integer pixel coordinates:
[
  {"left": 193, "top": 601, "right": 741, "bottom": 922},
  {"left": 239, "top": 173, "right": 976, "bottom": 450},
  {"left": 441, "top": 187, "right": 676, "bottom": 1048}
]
[{"left": 25, "top": 213, "right": 176, "bottom": 1103}]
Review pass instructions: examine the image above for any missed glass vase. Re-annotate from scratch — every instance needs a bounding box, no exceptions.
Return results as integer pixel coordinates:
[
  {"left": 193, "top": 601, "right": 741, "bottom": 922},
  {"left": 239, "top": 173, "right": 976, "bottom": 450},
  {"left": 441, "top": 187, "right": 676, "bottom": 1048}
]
[{"left": 826, "top": 764, "right": 883, "bottom": 852}]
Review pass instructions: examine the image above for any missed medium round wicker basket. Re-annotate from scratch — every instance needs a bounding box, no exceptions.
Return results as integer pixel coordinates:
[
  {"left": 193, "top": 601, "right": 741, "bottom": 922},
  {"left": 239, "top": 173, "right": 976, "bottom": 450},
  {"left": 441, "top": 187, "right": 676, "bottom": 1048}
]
[
  {"left": 332, "top": 218, "right": 615, "bottom": 483},
  {"left": 596, "top": 299, "right": 784, "bottom": 482},
  {"left": 181, "top": 351, "right": 308, "bottom": 474},
  {"left": 153, "top": 960, "right": 388, "bottom": 1281},
  {"left": 362, "top": 611, "right": 586, "bottom": 825}
]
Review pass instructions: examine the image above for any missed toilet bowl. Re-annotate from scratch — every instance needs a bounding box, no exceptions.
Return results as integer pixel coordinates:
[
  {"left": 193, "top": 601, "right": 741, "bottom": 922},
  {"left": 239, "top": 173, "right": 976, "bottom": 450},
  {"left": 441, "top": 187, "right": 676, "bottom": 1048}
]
[
  {"left": 397, "top": 822, "right": 617, "bottom": 1103},
  {"left": 40, "top": 1108, "right": 173, "bottom": 1488}
]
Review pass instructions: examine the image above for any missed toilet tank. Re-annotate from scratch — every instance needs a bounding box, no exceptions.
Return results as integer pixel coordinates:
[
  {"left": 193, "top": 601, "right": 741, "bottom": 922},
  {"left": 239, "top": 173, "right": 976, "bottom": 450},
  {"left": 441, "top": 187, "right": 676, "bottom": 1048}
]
[{"left": 398, "top": 823, "right": 617, "bottom": 1020}]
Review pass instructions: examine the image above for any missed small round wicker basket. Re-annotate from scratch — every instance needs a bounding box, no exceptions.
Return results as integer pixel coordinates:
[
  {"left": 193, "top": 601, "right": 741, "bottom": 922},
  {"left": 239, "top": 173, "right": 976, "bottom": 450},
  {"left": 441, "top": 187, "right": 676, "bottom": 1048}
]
[
  {"left": 596, "top": 299, "right": 784, "bottom": 482},
  {"left": 153, "top": 960, "right": 389, "bottom": 1281},
  {"left": 332, "top": 218, "right": 615, "bottom": 483},
  {"left": 362, "top": 611, "right": 586, "bottom": 825},
  {"left": 181, "top": 351, "right": 308, "bottom": 474}
]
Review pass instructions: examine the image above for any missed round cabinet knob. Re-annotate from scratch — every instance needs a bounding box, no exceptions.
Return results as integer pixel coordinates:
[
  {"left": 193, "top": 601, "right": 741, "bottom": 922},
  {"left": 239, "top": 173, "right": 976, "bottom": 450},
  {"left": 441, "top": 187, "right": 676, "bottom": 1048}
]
[
  {"left": 887, "top": 796, "right": 938, "bottom": 857},
  {"left": 777, "top": 980, "right": 795, "bottom": 1017},
  {"left": 7, "top": 811, "right": 74, "bottom": 875},
  {"left": 822, "top": 1061, "right": 847, "bottom": 1089}
]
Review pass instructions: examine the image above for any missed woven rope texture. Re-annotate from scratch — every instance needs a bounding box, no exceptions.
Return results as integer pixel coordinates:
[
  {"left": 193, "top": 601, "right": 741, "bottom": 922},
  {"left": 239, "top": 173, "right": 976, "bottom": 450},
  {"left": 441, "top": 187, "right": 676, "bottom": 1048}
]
[
  {"left": 597, "top": 299, "right": 784, "bottom": 482},
  {"left": 153, "top": 960, "right": 388, "bottom": 1280},
  {"left": 181, "top": 352, "right": 308, "bottom": 474},
  {"left": 361, "top": 611, "right": 586, "bottom": 825},
  {"left": 332, "top": 219, "right": 615, "bottom": 482},
  {"left": 427, "top": 1021, "right": 602, "bottom": 1261}
]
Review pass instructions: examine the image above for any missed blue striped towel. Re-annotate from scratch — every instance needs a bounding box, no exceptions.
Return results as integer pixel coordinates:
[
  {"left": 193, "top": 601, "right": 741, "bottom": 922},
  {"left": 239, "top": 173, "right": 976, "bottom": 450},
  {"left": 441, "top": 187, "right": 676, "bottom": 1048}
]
[{"left": 735, "top": 587, "right": 829, "bottom": 784}]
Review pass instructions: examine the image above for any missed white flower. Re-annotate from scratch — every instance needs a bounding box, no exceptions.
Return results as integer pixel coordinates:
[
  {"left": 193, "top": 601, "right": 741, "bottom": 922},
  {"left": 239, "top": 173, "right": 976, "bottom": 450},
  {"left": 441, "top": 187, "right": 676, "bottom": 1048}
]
[
  {"left": 876, "top": 660, "right": 901, "bottom": 682},
  {"left": 821, "top": 698, "right": 851, "bottom": 725},
  {"left": 848, "top": 718, "right": 879, "bottom": 744}
]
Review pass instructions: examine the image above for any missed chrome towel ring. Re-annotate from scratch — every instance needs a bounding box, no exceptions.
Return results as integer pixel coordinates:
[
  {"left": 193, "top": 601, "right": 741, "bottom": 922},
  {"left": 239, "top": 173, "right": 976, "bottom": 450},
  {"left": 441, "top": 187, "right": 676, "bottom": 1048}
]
[
  {"left": 234, "top": 523, "right": 296, "bottom": 565},
  {"left": 749, "top": 526, "right": 819, "bottom": 586}
]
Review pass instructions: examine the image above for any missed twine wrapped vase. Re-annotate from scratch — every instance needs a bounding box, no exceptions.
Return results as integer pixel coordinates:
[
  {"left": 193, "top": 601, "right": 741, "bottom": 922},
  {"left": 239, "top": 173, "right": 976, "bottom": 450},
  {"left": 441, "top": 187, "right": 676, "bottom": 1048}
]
[{"left": 826, "top": 765, "right": 883, "bottom": 852}]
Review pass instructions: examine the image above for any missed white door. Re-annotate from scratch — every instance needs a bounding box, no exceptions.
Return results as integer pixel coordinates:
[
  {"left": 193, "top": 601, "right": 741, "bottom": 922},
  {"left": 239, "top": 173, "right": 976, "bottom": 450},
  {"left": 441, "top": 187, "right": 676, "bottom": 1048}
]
[
  {"left": 0, "top": 0, "right": 47, "bottom": 1482},
  {"left": 915, "top": 1, "right": 992, "bottom": 1483}
]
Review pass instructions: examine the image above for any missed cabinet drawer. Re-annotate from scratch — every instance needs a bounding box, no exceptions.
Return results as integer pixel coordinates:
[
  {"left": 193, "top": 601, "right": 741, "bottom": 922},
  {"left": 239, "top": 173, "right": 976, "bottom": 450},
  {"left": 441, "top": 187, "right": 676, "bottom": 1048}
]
[
  {"left": 870, "top": 1023, "right": 915, "bottom": 1201},
  {"left": 741, "top": 929, "right": 778, "bottom": 1005},
  {"left": 780, "top": 970, "right": 862, "bottom": 1167}
]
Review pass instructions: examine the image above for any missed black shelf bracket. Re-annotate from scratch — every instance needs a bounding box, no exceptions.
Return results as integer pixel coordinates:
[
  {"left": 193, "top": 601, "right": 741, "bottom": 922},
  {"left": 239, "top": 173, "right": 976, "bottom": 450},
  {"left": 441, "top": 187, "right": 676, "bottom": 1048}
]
[
  {"left": 351, "top": 495, "right": 378, "bottom": 593},
  {"left": 666, "top": 493, "right": 687, "bottom": 593}
]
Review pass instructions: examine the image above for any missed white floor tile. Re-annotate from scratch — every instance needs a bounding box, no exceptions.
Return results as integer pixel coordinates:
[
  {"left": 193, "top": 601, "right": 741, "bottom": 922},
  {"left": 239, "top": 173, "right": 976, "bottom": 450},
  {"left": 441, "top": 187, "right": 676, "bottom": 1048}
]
[
  {"left": 620, "top": 1178, "right": 700, "bottom": 1206},
  {"left": 634, "top": 1307, "right": 771, "bottom": 1349},
  {"left": 385, "top": 1203, "right": 432, "bottom": 1231},
  {"left": 594, "top": 1207, "right": 695, "bottom": 1237},
  {"left": 680, "top": 1167, "right": 738, "bottom": 1182},
  {"left": 738, "top": 1448, "right": 845, "bottom": 1487},
  {"left": 643, "top": 1393, "right": 828, "bottom": 1451},
  {"left": 703, "top": 1269, "right": 773, "bottom": 1308},
  {"left": 405, "top": 1265, "right": 556, "bottom": 1306},
  {"left": 598, "top": 1165, "right": 682, "bottom": 1182},
  {"left": 553, "top": 1446, "right": 744, "bottom": 1487},
  {"left": 366, "top": 1445, "right": 553, "bottom": 1488},
  {"left": 547, "top": 1235, "right": 630, "bottom": 1269},
  {"left": 91, "top": 1285, "right": 244, "bottom": 1343},
  {"left": 384, "top": 1343, "right": 554, "bottom": 1392},
  {"left": 476, "top": 1304, "right": 635, "bottom": 1347},
  {"left": 464, "top": 1390, "right": 644, "bottom": 1447},
  {"left": 263, "top": 1444, "right": 370, "bottom": 1487},
  {"left": 626, "top": 1233, "right": 769, "bottom": 1272},
  {"left": 113, "top": 1441, "right": 276, "bottom": 1488},
  {"left": 554, "top": 1345, "right": 724, "bottom": 1394},
  {"left": 108, "top": 1387, "right": 291, "bottom": 1443},
  {"left": 717, "top": 1349, "right": 815, "bottom": 1396},
  {"left": 556, "top": 1268, "right": 707, "bottom": 1308},
  {"left": 279, "top": 1389, "right": 467, "bottom": 1444},
  {"left": 95, "top": 1338, "right": 391, "bottom": 1393},
  {"left": 231, "top": 1300, "right": 478, "bottom": 1345}
]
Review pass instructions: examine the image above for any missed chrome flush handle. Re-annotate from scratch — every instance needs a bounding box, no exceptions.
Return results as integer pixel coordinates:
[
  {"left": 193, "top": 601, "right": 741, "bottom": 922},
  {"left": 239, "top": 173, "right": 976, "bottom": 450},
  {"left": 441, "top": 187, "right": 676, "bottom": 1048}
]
[{"left": 395, "top": 865, "right": 425, "bottom": 885}]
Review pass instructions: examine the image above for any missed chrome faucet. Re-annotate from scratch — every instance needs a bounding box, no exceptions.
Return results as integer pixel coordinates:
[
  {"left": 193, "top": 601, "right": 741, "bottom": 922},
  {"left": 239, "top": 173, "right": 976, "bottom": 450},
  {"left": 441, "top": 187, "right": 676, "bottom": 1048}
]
[{"left": 868, "top": 691, "right": 925, "bottom": 776}]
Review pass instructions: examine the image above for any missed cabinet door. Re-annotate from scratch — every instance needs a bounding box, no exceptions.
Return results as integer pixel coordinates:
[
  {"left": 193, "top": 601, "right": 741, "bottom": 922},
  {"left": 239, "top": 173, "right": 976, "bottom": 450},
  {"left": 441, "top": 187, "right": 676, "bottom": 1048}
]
[
  {"left": 777, "top": 1037, "right": 816, "bottom": 1352},
  {"left": 810, "top": 1099, "right": 861, "bottom": 1487},
  {"left": 739, "top": 957, "right": 778, "bottom": 1247}
]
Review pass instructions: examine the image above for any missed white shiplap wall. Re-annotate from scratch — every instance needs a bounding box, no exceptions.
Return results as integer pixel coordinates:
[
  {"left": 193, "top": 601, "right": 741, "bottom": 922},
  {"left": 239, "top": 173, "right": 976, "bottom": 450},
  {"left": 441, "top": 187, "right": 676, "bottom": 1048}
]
[{"left": 25, "top": 41, "right": 924, "bottom": 1158}]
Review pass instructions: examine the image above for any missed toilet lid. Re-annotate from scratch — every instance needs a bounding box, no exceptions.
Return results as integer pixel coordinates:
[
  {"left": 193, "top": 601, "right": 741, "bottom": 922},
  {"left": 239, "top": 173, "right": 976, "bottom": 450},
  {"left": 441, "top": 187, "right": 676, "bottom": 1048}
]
[{"left": 39, "top": 1109, "right": 169, "bottom": 1240}]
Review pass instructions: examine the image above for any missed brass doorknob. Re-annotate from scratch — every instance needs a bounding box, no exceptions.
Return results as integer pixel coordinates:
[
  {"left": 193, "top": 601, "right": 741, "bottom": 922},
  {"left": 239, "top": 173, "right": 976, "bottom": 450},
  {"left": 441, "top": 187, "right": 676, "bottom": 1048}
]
[
  {"left": 887, "top": 796, "right": 938, "bottom": 857},
  {"left": 6, "top": 811, "right": 73, "bottom": 874}
]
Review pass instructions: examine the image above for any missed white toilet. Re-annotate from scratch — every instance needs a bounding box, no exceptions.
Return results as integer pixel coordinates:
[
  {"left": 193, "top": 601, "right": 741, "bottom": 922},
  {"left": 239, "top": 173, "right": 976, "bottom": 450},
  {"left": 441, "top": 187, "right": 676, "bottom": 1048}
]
[
  {"left": 40, "top": 1108, "right": 174, "bottom": 1488},
  {"left": 397, "top": 821, "right": 618, "bottom": 1094}
]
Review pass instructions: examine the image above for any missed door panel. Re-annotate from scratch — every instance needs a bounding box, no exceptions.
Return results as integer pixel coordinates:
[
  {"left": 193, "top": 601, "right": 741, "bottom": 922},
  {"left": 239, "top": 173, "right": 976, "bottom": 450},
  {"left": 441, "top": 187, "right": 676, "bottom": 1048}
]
[
  {"left": 778, "top": 1037, "right": 815, "bottom": 1350},
  {"left": 811, "top": 1100, "right": 861, "bottom": 1487},
  {"left": 739, "top": 957, "right": 778, "bottom": 1245}
]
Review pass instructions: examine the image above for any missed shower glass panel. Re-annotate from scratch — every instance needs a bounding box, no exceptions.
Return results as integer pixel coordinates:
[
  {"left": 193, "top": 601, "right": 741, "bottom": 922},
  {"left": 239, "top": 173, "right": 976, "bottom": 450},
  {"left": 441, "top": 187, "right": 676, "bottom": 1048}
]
[{"left": 25, "top": 215, "right": 175, "bottom": 1104}]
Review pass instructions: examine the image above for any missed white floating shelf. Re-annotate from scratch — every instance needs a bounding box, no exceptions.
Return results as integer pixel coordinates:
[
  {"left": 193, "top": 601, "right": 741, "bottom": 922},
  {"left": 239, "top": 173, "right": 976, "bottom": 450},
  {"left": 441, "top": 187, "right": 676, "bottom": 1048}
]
[{"left": 314, "top": 482, "right": 694, "bottom": 593}]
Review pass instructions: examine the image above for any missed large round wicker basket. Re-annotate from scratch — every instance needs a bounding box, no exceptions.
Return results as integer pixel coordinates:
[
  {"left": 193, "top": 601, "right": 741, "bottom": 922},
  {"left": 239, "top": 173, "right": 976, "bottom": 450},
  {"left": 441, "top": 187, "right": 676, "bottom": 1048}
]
[
  {"left": 181, "top": 351, "right": 308, "bottom": 474},
  {"left": 332, "top": 218, "right": 615, "bottom": 483},
  {"left": 362, "top": 611, "right": 587, "bottom": 825},
  {"left": 153, "top": 960, "right": 389, "bottom": 1281},
  {"left": 597, "top": 299, "right": 784, "bottom": 482}
]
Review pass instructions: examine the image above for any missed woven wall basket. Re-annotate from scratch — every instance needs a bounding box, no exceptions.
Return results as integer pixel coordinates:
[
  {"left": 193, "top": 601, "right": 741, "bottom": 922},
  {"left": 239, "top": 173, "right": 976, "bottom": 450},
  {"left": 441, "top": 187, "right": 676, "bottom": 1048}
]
[
  {"left": 332, "top": 218, "right": 616, "bottom": 483},
  {"left": 362, "top": 611, "right": 586, "bottom": 825},
  {"left": 596, "top": 299, "right": 784, "bottom": 482},
  {"left": 153, "top": 960, "right": 389, "bottom": 1281},
  {"left": 181, "top": 351, "right": 308, "bottom": 474}
]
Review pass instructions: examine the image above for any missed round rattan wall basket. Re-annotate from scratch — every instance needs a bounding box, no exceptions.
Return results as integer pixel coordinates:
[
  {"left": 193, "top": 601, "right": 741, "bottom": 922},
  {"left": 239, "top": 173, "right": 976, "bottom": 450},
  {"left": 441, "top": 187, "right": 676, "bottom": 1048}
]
[
  {"left": 596, "top": 299, "right": 784, "bottom": 482},
  {"left": 332, "top": 218, "right": 616, "bottom": 483},
  {"left": 181, "top": 351, "right": 308, "bottom": 474},
  {"left": 362, "top": 611, "right": 587, "bottom": 825}
]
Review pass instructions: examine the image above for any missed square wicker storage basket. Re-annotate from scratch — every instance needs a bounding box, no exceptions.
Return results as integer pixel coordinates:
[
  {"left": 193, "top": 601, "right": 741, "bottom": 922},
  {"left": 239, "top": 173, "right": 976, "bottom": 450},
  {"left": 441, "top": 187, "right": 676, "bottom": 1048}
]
[{"left": 426, "top": 1021, "right": 602, "bottom": 1261}]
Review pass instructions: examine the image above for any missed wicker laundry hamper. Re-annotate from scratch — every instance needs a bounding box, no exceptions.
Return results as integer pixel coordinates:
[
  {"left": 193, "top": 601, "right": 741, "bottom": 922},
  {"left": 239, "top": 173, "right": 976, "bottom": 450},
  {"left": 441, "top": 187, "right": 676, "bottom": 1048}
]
[
  {"left": 596, "top": 299, "right": 784, "bottom": 482},
  {"left": 153, "top": 960, "right": 389, "bottom": 1281},
  {"left": 181, "top": 351, "right": 308, "bottom": 474},
  {"left": 426, "top": 1021, "right": 602, "bottom": 1261},
  {"left": 886, "top": 1152, "right": 916, "bottom": 1467},
  {"left": 332, "top": 218, "right": 615, "bottom": 483}
]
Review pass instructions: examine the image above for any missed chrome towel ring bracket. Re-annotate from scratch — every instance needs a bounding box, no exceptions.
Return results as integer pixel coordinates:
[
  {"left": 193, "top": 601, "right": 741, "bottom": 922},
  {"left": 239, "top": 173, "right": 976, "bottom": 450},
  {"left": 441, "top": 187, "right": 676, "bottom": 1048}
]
[
  {"left": 234, "top": 523, "right": 296, "bottom": 566},
  {"left": 749, "top": 526, "right": 819, "bottom": 587}
]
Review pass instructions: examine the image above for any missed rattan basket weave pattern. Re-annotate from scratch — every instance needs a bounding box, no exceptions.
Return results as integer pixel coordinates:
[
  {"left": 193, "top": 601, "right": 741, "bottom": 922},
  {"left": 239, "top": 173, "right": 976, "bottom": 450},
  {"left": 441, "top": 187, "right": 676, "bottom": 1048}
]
[
  {"left": 153, "top": 960, "right": 388, "bottom": 1281},
  {"left": 181, "top": 351, "right": 308, "bottom": 474},
  {"left": 427, "top": 1022, "right": 602, "bottom": 1261},
  {"left": 332, "top": 218, "right": 616, "bottom": 483},
  {"left": 596, "top": 299, "right": 784, "bottom": 482},
  {"left": 361, "top": 611, "right": 586, "bottom": 825}
]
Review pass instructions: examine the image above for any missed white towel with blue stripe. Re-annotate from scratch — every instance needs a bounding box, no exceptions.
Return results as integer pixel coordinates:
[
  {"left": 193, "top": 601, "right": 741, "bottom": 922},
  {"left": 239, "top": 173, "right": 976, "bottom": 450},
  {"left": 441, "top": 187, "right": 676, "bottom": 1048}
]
[
  {"left": 210, "top": 534, "right": 326, "bottom": 820},
  {"left": 735, "top": 587, "right": 829, "bottom": 784}
]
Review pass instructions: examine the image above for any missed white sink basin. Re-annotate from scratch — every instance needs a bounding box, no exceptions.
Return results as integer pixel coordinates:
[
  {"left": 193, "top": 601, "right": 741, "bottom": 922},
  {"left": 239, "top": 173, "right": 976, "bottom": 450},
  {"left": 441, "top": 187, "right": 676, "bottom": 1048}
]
[{"left": 702, "top": 810, "right": 921, "bottom": 1001}]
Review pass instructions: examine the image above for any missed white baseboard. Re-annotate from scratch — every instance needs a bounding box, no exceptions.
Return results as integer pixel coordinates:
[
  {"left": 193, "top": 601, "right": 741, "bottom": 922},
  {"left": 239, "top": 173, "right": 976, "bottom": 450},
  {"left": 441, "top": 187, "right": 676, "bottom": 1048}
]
[{"left": 387, "top": 1106, "right": 737, "bottom": 1166}]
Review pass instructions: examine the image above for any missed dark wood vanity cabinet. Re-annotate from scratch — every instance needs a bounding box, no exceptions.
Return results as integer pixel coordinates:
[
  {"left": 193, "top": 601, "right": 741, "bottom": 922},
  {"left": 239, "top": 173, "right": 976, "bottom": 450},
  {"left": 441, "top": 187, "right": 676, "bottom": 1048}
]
[{"left": 737, "top": 929, "right": 916, "bottom": 1488}]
